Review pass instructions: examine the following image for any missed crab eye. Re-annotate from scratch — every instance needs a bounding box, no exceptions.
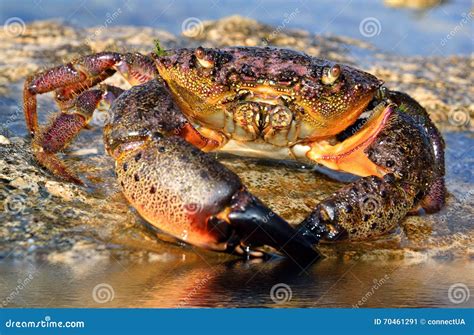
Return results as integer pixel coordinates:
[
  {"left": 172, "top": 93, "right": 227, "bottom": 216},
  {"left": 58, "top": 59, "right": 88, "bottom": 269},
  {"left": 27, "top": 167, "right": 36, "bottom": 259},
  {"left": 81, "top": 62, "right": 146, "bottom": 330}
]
[
  {"left": 322, "top": 64, "right": 341, "bottom": 85},
  {"left": 194, "top": 47, "right": 214, "bottom": 69},
  {"left": 195, "top": 46, "right": 205, "bottom": 59}
]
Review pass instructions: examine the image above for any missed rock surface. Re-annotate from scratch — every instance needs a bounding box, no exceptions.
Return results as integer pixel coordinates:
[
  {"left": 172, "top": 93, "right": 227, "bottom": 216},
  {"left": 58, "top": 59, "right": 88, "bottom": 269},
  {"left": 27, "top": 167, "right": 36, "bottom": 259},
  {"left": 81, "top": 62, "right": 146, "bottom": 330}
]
[{"left": 0, "top": 16, "right": 472, "bottom": 263}]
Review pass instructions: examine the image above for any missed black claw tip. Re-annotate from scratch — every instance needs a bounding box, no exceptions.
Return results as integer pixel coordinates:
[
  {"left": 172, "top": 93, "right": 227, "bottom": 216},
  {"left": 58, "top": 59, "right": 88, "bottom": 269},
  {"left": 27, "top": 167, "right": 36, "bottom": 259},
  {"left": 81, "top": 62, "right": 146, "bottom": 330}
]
[
  {"left": 297, "top": 205, "right": 349, "bottom": 243},
  {"left": 297, "top": 212, "right": 328, "bottom": 244},
  {"left": 227, "top": 190, "right": 322, "bottom": 265}
]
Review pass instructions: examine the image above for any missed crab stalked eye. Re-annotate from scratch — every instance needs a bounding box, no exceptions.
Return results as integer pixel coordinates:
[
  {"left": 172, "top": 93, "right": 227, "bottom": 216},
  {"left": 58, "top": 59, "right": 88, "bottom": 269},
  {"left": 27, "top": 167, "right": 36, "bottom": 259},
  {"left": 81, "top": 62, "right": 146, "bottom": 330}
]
[
  {"left": 322, "top": 64, "right": 341, "bottom": 85},
  {"left": 194, "top": 46, "right": 214, "bottom": 69},
  {"left": 195, "top": 46, "right": 205, "bottom": 58}
]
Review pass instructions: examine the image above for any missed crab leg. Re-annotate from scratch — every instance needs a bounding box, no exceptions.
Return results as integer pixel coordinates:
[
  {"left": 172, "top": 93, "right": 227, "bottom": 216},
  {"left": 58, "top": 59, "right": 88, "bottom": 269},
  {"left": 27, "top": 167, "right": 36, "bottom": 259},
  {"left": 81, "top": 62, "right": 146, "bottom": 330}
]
[
  {"left": 106, "top": 80, "right": 321, "bottom": 263},
  {"left": 32, "top": 86, "right": 124, "bottom": 184},
  {"left": 297, "top": 174, "right": 416, "bottom": 242},
  {"left": 24, "top": 52, "right": 158, "bottom": 137},
  {"left": 386, "top": 91, "right": 446, "bottom": 214},
  {"left": 298, "top": 94, "right": 445, "bottom": 241},
  {"left": 24, "top": 52, "right": 158, "bottom": 183}
]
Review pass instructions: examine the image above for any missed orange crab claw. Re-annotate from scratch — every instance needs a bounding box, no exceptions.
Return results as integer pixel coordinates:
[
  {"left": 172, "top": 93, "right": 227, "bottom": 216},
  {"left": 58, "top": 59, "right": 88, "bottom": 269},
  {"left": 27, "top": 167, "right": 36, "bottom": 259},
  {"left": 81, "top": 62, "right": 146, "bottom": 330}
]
[{"left": 113, "top": 135, "right": 320, "bottom": 263}]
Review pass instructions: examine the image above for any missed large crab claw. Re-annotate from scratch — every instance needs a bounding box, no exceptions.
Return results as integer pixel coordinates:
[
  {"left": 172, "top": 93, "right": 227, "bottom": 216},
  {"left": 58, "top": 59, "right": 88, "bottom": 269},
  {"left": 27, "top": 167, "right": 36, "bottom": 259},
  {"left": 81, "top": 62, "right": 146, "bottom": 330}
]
[
  {"left": 298, "top": 91, "right": 446, "bottom": 243},
  {"left": 104, "top": 80, "right": 321, "bottom": 264}
]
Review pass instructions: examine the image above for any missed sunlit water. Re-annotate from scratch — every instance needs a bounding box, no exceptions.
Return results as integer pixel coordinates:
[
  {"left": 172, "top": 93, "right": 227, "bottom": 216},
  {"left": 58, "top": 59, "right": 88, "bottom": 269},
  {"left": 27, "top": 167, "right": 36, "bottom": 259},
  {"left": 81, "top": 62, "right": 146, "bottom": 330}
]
[{"left": 1, "top": 257, "right": 473, "bottom": 308}]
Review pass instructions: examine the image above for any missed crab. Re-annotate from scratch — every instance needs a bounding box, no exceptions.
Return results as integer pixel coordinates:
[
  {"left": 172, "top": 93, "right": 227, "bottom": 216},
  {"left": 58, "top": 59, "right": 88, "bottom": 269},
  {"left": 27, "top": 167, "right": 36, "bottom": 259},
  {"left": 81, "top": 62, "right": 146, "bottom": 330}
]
[{"left": 23, "top": 46, "right": 446, "bottom": 264}]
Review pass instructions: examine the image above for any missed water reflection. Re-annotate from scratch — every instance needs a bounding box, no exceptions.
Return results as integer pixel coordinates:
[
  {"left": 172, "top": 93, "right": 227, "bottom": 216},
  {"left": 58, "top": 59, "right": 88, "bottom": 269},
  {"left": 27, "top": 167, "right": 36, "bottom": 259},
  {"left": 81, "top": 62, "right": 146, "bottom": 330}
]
[{"left": 1, "top": 256, "right": 472, "bottom": 308}]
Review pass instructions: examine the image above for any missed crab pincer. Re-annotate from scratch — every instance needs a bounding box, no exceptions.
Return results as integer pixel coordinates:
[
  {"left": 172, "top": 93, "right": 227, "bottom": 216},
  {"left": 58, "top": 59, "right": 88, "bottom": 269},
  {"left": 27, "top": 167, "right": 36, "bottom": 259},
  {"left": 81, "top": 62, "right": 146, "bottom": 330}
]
[{"left": 297, "top": 93, "right": 445, "bottom": 242}]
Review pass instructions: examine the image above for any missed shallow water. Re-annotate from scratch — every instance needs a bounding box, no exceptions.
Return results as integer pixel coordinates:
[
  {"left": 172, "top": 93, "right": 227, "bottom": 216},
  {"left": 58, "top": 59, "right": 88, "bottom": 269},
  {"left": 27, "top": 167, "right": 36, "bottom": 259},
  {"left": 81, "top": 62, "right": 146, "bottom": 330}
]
[{"left": 1, "top": 256, "right": 473, "bottom": 308}]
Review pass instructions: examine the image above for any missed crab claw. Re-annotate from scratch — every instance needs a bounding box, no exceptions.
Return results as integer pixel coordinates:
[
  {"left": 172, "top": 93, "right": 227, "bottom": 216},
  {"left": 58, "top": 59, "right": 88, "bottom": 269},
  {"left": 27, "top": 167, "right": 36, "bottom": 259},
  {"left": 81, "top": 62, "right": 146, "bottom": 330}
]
[
  {"left": 111, "top": 134, "right": 320, "bottom": 264},
  {"left": 225, "top": 189, "right": 322, "bottom": 262},
  {"left": 298, "top": 90, "right": 446, "bottom": 243}
]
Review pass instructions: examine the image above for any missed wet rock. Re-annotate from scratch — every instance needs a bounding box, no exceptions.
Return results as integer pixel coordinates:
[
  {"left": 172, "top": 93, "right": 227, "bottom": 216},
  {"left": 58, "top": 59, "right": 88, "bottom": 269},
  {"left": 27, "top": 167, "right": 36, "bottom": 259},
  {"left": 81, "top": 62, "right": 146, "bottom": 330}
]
[
  {"left": 0, "top": 135, "right": 10, "bottom": 145},
  {"left": 0, "top": 16, "right": 472, "bottom": 262}
]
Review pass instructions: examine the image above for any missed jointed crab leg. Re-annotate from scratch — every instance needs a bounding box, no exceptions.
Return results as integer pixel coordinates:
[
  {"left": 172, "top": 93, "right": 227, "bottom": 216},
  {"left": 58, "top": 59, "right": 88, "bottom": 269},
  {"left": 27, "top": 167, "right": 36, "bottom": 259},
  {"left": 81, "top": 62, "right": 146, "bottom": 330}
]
[
  {"left": 23, "top": 52, "right": 160, "bottom": 183},
  {"left": 385, "top": 91, "right": 446, "bottom": 214},
  {"left": 23, "top": 52, "right": 158, "bottom": 137},
  {"left": 32, "top": 85, "right": 127, "bottom": 184},
  {"left": 32, "top": 89, "right": 105, "bottom": 184},
  {"left": 298, "top": 174, "right": 416, "bottom": 242}
]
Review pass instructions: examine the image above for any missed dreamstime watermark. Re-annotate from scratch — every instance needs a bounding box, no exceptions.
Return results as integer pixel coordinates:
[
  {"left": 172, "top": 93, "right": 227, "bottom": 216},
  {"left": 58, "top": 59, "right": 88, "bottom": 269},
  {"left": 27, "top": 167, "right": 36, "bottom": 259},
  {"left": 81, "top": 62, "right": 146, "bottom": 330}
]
[
  {"left": 182, "top": 202, "right": 204, "bottom": 215},
  {"left": 2, "top": 272, "right": 36, "bottom": 307},
  {"left": 353, "top": 274, "right": 390, "bottom": 307},
  {"left": 3, "top": 193, "right": 27, "bottom": 215},
  {"left": 181, "top": 17, "right": 204, "bottom": 38},
  {"left": 1, "top": 189, "right": 59, "bottom": 217},
  {"left": 3, "top": 17, "right": 26, "bottom": 37},
  {"left": 0, "top": 101, "right": 23, "bottom": 137},
  {"left": 440, "top": 11, "right": 473, "bottom": 47},
  {"left": 177, "top": 273, "right": 213, "bottom": 307},
  {"left": 85, "top": 7, "right": 124, "bottom": 46},
  {"left": 448, "top": 283, "right": 470, "bottom": 304},
  {"left": 438, "top": 188, "right": 473, "bottom": 225},
  {"left": 92, "top": 283, "right": 115, "bottom": 304},
  {"left": 359, "top": 194, "right": 381, "bottom": 216},
  {"left": 359, "top": 17, "right": 382, "bottom": 38},
  {"left": 448, "top": 107, "right": 470, "bottom": 127},
  {"left": 263, "top": 8, "right": 300, "bottom": 45},
  {"left": 270, "top": 283, "right": 292, "bottom": 304}
]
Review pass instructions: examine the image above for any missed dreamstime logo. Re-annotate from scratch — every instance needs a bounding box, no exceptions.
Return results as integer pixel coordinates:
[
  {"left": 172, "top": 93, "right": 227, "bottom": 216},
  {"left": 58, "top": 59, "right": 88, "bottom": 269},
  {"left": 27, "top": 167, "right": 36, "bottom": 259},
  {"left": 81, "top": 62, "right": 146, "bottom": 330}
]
[
  {"left": 448, "top": 283, "right": 470, "bottom": 304},
  {"left": 263, "top": 8, "right": 300, "bottom": 45},
  {"left": 92, "top": 283, "right": 115, "bottom": 304},
  {"left": 3, "top": 17, "right": 26, "bottom": 37},
  {"left": 359, "top": 17, "right": 382, "bottom": 38},
  {"left": 359, "top": 194, "right": 381, "bottom": 216},
  {"left": 183, "top": 202, "right": 203, "bottom": 215},
  {"left": 181, "top": 17, "right": 204, "bottom": 38},
  {"left": 448, "top": 108, "right": 470, "bottom": 127},
  {"left": 270, "top": 283, "right": 292, "bottom": 304},
  {"left": 440, "top": 11, "right": 473, "bottom": 47},
  {"left": 4, "top": 193, "right": 27, "bottom": 215}
]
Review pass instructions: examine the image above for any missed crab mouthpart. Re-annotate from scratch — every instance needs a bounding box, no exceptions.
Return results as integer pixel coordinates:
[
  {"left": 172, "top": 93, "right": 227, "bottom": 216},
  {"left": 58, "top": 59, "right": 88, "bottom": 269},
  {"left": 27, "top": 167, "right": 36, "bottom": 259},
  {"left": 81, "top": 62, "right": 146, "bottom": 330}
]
[{"left": 308, "top": 102, "right": 393, "bottom": 177}]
